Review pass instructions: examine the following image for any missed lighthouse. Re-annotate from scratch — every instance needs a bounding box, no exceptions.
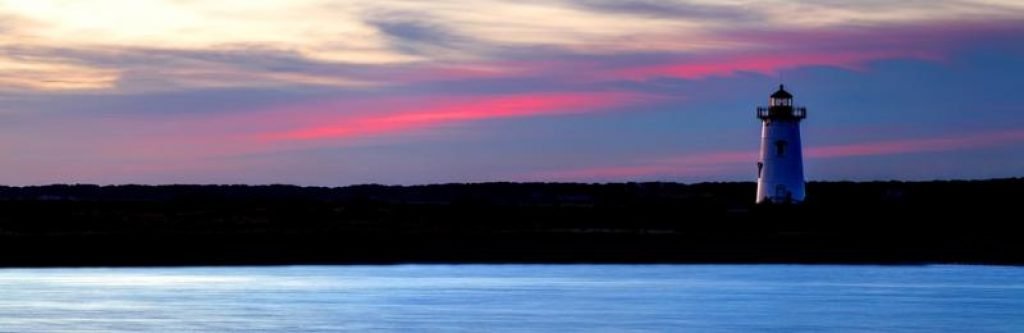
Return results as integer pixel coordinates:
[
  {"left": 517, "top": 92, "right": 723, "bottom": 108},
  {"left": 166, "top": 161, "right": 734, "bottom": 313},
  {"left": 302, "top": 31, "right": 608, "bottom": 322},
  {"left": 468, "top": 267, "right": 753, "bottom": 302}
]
[{"left": 756, "top": 85, "right": 807, "bottom": 204}]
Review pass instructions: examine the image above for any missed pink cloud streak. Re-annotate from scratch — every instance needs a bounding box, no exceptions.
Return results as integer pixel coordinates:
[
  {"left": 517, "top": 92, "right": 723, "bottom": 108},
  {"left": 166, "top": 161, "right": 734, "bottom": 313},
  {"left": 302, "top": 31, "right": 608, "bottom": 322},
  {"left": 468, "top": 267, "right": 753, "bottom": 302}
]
[
  {"left": 263, "top": 92, "right": 662, "bottom": 141},
  {"left": 807, "top": 130, "right": 1024, "bottom": 158},
  {"left": 605, "top": 51, "right": 939, "bottom": 81},
  {"left": 50, "top": 90, "right": 666, "bottom": 178},
  {"left": 586, "top": 21, "right": 1024, "bottom": 83},
  {"left": 533, "top": 129, "right": 1024, "bottom": 181}
]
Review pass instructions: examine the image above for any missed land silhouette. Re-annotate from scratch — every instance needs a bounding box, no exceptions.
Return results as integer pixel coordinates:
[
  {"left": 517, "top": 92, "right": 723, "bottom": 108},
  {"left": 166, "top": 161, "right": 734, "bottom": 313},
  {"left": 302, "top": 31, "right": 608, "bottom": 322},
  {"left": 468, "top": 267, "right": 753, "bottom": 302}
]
[{"left": 0, "top": 179, "right": 1020, "bottom": 266}]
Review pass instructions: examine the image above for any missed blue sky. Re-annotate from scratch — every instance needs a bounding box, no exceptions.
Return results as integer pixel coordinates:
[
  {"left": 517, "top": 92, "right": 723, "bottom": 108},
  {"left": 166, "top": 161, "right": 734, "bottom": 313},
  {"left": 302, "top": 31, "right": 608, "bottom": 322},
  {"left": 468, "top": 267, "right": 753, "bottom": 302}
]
[{"left": 0, "top": 0, "right": 1022, "bottom": 185}]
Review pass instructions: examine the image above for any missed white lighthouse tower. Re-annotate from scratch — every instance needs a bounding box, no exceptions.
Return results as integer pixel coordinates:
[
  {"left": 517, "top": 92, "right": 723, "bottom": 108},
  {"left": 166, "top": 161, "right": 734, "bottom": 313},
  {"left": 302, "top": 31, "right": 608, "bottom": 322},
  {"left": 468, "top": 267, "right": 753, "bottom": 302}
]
[{"left": 756, "top": 85, "right": 807, "bottom": 204}]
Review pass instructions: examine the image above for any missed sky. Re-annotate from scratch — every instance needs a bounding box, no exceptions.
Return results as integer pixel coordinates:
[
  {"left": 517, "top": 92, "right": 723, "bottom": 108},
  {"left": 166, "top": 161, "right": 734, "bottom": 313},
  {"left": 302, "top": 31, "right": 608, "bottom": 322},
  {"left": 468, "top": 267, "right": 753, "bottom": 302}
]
[{"left": 0, "top": 0, "right": 1023, "bottom": 185}]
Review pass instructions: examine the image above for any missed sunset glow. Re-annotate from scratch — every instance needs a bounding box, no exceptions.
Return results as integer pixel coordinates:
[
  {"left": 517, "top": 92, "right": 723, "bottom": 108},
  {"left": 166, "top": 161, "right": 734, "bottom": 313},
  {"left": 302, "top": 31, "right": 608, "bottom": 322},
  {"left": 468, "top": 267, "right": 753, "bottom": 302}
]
[{"left": 0, "top": 0, "right": 1022, "bottom": 184}]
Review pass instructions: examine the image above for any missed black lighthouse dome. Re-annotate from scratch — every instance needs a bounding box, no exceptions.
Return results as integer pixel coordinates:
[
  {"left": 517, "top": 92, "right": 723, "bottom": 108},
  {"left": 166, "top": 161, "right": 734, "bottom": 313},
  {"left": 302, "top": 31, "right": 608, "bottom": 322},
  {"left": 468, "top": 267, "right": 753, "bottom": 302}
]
[{"left": 770, "top": 84, "right": 793, "bottom": 99}]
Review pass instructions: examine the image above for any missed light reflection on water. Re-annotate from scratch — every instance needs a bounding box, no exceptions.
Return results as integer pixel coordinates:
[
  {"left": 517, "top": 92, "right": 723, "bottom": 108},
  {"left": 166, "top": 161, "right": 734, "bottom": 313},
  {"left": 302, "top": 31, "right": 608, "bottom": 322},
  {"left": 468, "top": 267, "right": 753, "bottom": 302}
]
[{"left": 0, "top": 265, "right": 1021, "bottom": 332}]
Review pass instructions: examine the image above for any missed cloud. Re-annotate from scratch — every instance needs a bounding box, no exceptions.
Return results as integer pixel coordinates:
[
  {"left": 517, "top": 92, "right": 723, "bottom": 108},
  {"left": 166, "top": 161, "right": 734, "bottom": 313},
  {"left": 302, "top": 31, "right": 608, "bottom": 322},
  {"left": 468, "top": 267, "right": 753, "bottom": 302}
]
[
  {"left": 603, "top": 51, "right": 935, "bottom": 81},
  {"left": 591, "top": 19, "right": 1024, "bottom": 82},
  {"left": 365, "top": 18, "right": 474, "bottom": 60},
  {"left": 0, "top": 1, "right": 1020, "bottom": 92},
  {"left": 0, "top": 84, "right": 686, "bottom": 185},
  {"left": 0, "top": 1, "right": 410, "bottom": 63},
  {"left": 0, "top": 45, "right": 389, "bottom": 92},
  {"left": 0, "top": 55, "right": 117, "bottom": 90},
  {"left": 807, "top": 130, "right": 1024, "bottom": 158},
  {"left": 530, "top": 129, "right": 1024, "bottom": 181},
  {"left": 565, "top": 0, "right": 757, "bottom": 20},
  {"left": 262, "top": 91, "right": 663, "bottom": 141}
]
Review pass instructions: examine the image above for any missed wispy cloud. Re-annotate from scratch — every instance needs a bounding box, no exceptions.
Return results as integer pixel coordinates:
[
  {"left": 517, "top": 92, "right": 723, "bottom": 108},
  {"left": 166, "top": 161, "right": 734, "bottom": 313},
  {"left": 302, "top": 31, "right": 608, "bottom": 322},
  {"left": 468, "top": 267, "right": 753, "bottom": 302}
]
[
  {"left": 603, "top": 51, "right": 938, "bottom": 81},
  {"left": 531, "top": 129, "right": 1024, "bottom": 181},
  {"left": 564, "top": 0, "right": 758, "bottom": 21},
  {"left": 0, "top": 90, "right": 666, "bottom": 179},
  {"left": 807, "top": 129, "right": 1024, "bottom": 158},
  {"left": 0, "top": 1, "right": 1020, "bottom": 92},
  {"left": 262, "top": 92, "right": 663, "bottom": 141},
  {"left": 0, "top": 55, "right": 117, "bottom": 90}
]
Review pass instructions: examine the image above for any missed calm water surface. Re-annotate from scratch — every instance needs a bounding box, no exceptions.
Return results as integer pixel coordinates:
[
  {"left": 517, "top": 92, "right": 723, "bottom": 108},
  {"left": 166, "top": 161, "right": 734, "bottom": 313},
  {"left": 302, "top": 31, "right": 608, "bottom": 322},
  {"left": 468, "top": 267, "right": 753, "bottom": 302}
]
[{"left": 0, "top": 265, "right": 1020, "bottom": 332}]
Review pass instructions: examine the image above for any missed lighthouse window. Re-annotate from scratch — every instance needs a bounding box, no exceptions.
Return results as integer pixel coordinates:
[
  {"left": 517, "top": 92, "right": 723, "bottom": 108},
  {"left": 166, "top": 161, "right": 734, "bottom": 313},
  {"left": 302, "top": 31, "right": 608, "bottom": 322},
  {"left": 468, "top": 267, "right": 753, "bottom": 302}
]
[
  {"left": 774, "top": 140, "right": 788, "bottom": 157},
  {"left": 771, "top": 98, "right": 791, "bottom": 107}
]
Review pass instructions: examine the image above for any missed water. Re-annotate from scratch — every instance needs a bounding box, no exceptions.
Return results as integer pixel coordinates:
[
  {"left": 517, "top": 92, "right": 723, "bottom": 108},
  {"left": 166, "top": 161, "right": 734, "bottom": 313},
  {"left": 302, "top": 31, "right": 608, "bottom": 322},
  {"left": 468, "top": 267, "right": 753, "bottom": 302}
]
[{"left": 0, "top": 265, "right": 1020, "bottom": 332}]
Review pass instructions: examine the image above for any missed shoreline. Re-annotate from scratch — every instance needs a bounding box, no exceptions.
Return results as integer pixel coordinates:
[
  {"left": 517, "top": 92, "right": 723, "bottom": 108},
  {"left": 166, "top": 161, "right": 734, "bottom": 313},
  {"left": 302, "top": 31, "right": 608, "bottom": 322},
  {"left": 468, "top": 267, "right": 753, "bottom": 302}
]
[{"left": 0, "top": 179, "right": 1020, "bottom": 268}]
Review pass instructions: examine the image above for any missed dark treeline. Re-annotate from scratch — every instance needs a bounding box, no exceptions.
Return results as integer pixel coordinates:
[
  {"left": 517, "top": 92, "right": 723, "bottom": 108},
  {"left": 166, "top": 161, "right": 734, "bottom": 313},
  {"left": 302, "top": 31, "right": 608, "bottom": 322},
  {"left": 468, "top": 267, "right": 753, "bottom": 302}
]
[{"left": 0, "top": 179, "right": 1020, "bottom": 266}]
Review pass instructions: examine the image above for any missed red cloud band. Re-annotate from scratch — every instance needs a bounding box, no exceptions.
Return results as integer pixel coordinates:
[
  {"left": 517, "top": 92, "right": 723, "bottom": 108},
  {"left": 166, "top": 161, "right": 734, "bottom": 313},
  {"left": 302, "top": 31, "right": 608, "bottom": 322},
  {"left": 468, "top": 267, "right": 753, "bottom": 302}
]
[
  {"left": 264, "top": 92, "right": 661, "bottom": 141},
  {"left": 534, "top": 129, "right": 1024, "bottom": 181}
]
